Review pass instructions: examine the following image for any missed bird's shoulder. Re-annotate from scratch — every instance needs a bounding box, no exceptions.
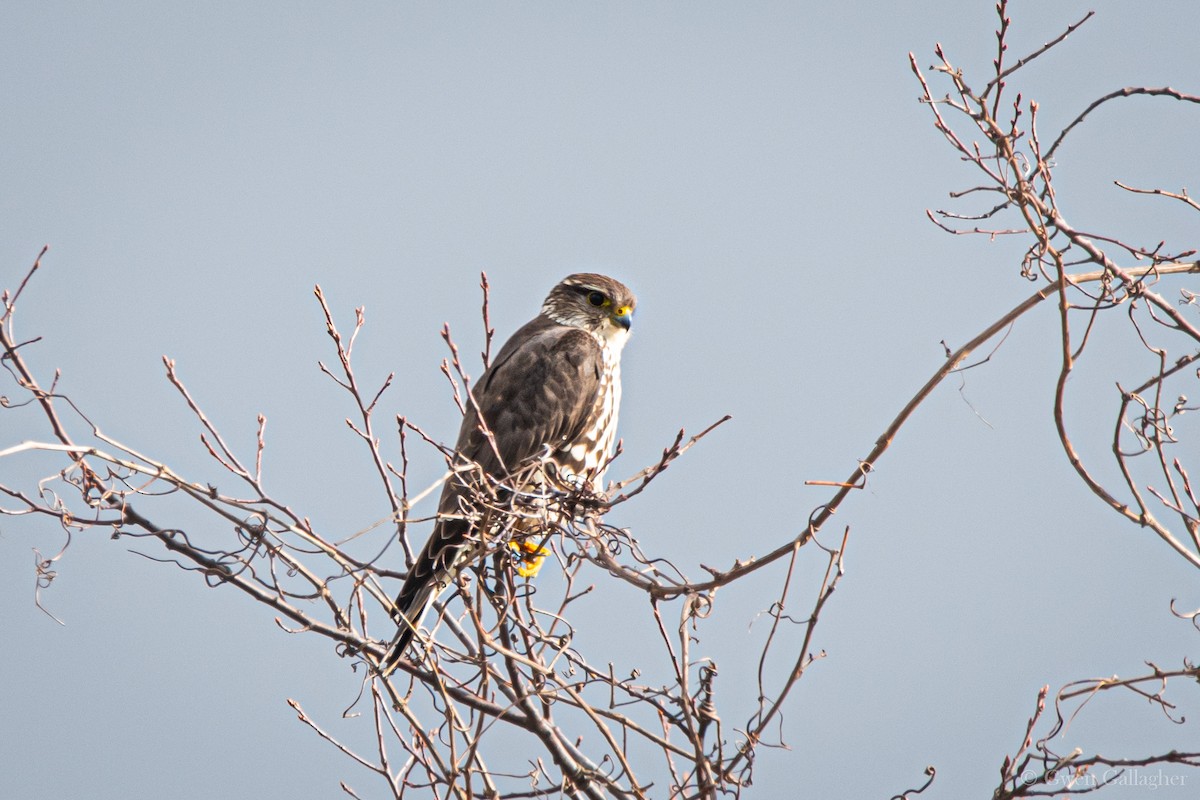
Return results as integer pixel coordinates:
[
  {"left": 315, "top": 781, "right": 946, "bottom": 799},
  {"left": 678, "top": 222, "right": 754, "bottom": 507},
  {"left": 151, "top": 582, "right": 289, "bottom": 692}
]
[
  {"left": 483, "top": 316, "right": 601, "bottom": 382},
  {"left": 455, "top": 315, "right": 603, "bottom": 470}
]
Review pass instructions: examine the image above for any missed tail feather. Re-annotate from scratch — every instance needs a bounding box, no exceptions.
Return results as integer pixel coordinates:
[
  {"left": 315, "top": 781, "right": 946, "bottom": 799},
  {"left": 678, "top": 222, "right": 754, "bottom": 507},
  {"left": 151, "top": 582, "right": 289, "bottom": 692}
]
[
  {"left": 380, "top": 583, "right": 436, "bottom": 673},
  {"left": 380, "top": 518, "right": 469, "bottom": 674}
]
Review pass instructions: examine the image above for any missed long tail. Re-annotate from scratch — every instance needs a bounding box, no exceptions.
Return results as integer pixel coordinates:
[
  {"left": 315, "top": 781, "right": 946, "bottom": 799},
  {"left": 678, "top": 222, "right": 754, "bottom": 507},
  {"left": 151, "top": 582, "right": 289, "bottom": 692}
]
[
  {"left": 379, "top": 586, "right": 435, "bottom": 672},
  {"left": 380, "top": 518, "right": 468, "bottom": 674}
]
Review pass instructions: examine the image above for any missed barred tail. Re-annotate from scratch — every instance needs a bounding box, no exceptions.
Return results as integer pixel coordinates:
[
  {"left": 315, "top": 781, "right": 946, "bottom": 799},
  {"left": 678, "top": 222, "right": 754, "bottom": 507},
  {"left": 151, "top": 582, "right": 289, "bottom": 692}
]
[
  {"left": 380, "top": 582, "right": 437, "bottom": 673},
  {"left": 380, "top": 519, "right": 468, "bottom": 675}
]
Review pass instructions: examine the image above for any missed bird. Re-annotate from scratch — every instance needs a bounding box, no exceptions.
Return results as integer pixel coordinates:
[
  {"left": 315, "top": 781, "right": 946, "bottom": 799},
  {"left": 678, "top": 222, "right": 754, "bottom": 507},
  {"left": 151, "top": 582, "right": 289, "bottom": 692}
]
[{"left": 381, "top": 273, "right": 636, "bottom": 671}]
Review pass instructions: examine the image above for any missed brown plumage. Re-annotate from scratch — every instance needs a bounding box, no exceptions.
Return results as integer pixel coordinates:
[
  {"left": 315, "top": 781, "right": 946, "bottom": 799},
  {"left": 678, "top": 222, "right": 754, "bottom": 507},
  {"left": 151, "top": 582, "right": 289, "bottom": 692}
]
[{"left": 382, "top": 274, "right": 636, "bottom": 670}]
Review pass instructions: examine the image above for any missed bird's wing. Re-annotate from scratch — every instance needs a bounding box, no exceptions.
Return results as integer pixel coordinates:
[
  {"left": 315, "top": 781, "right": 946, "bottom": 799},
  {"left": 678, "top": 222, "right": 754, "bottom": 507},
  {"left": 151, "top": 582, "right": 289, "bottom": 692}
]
[
  {"left": 384, "top": 318, "right": 602, "bottom": 665},
  {"left": 458, "top": 317, "right": 604, "bottom": 477}
]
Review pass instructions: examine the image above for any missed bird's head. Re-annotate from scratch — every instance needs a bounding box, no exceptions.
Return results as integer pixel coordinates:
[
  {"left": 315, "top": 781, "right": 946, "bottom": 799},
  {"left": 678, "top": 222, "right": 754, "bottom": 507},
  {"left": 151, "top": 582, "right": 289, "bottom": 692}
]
[{"left": 542, "top": 273, "right": 636, "bottom": 347}]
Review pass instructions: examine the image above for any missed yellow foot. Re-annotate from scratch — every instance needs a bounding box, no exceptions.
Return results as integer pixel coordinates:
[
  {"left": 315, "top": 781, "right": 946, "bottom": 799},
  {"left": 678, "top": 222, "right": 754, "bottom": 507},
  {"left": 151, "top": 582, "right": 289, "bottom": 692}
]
[{"left": 509, "top": 538, "right": 550, "bottom": 578}]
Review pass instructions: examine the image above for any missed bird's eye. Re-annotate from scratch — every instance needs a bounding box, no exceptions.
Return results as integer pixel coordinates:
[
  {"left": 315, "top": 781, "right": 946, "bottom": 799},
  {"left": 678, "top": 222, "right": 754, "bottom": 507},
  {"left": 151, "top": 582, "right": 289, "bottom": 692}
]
[{"left": 587, "top": 291, "right": 607, "bottom": 307}]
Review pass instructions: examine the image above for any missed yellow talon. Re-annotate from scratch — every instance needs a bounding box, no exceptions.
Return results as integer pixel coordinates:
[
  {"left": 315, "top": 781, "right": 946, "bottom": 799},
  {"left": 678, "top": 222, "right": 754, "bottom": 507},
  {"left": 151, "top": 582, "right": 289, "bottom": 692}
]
[{"left": 510, "top": 539, "right": 550, "bottom": 578}]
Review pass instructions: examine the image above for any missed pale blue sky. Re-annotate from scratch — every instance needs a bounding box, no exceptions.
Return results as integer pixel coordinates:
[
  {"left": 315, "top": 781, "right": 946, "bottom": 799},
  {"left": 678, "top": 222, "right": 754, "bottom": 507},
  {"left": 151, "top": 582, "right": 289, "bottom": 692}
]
[{"left": 3, "top": 3, "right": 1199, "bottom": 798}]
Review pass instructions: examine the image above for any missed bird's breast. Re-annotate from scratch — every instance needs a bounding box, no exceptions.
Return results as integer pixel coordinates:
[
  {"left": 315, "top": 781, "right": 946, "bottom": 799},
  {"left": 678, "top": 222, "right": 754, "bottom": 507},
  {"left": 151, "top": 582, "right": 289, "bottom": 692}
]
[{"left": 558, "top": 350, "right": 622, "bottom": 486}]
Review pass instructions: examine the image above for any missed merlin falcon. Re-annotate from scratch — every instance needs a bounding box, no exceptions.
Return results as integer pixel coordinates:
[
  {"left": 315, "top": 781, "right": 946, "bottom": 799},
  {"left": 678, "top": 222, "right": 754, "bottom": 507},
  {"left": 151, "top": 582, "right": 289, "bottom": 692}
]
[{"left": 382, "top": 273, "right": 636, "bottom": 670}]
